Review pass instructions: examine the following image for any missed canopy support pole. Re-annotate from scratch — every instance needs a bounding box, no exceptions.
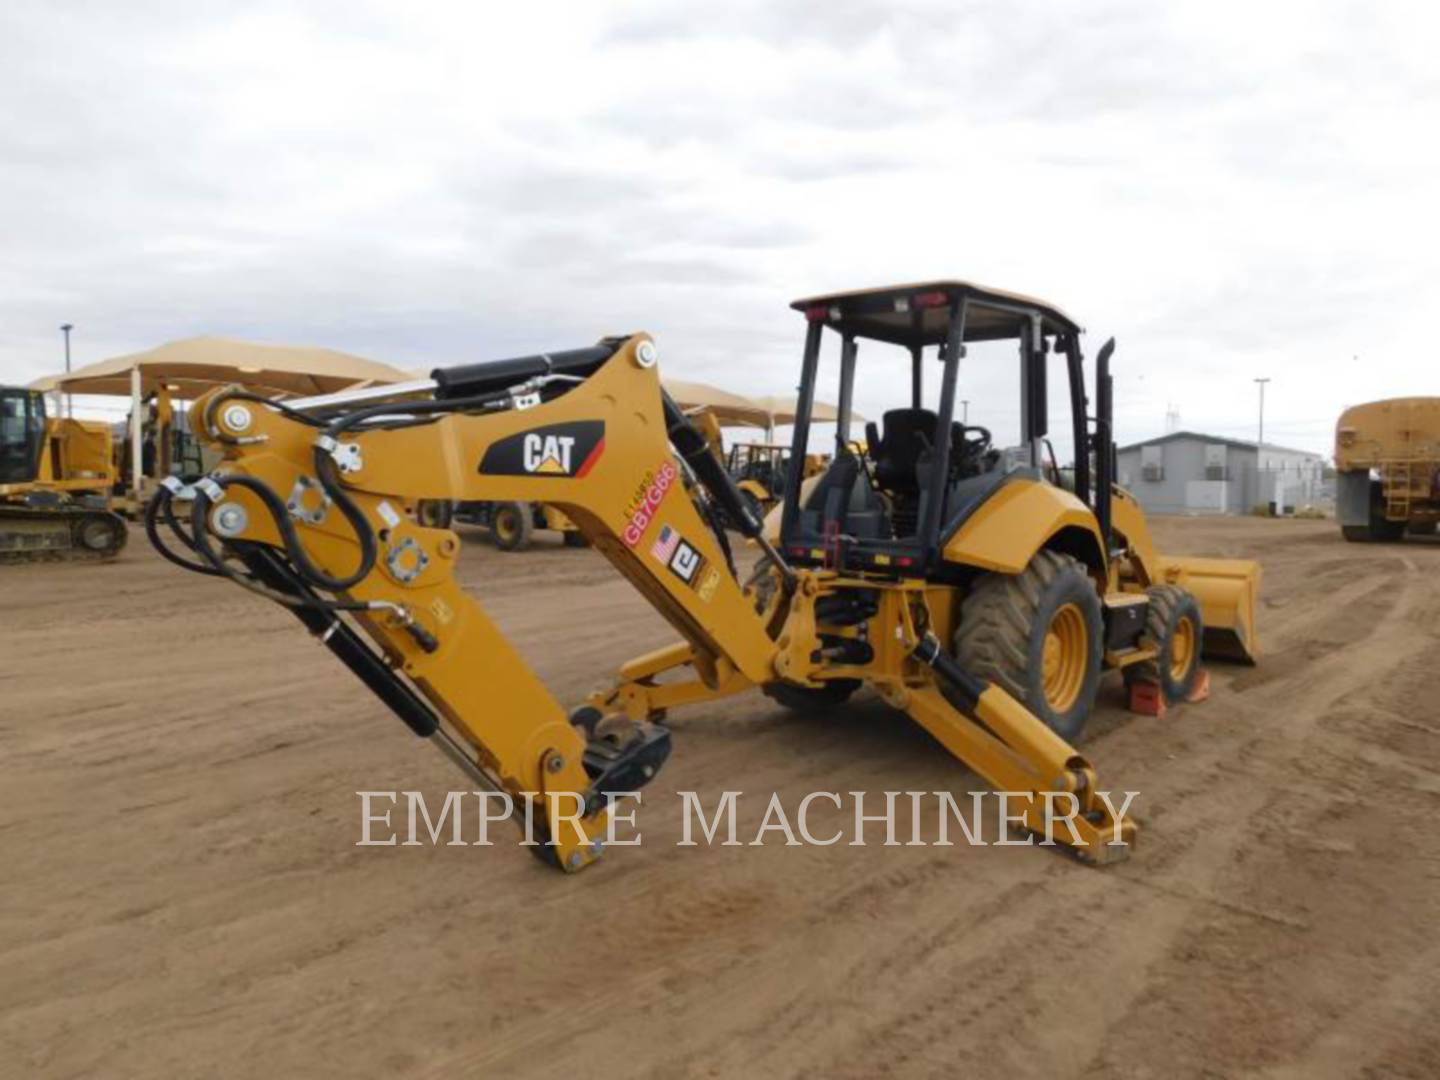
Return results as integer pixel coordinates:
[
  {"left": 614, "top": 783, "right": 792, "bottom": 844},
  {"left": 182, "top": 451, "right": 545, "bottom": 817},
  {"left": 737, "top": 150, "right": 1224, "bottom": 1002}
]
[{"left": 130, "top": 366, "right": 144, "bottom": 502}]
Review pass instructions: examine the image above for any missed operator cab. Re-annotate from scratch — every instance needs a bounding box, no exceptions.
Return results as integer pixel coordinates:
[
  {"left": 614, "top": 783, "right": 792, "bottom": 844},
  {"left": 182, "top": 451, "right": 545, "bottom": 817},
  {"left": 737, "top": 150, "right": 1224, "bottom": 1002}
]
[
  {"left": 0, "top": 388, "right": 47, "bottom": 485},
  {"left": 778, "top": 282, "right": 1097, "bottom": 576}
]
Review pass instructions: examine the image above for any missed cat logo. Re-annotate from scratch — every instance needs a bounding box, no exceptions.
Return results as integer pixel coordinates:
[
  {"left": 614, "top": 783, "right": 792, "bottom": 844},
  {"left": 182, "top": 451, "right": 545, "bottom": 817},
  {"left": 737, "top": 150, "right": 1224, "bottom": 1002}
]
[
  {"left": 523, "top": 433, "right": 575, "bottom": 474},
  {"left": 479, "top": 421, "right": 605, "bottom": 479}
]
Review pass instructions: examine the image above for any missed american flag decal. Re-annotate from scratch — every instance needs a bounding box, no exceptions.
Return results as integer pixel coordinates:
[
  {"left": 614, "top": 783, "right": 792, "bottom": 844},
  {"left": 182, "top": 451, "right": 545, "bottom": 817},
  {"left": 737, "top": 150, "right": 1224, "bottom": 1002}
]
[{"left": 651, "top": 524, "right": 679, "bottom": 563}]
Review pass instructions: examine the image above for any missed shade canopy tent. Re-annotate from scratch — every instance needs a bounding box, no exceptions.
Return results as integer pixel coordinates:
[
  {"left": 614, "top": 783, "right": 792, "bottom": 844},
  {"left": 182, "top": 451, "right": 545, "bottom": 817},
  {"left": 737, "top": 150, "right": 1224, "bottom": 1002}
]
[
  {"left": 29, "top": 336, "right": 410, "bottom": 506},
  {"left": 748, "top": 393, "right": 857, "bottom": 426},
  {"left": 661, "top": 377, "right": 772, "bottom": 428},
  {"left": 30, "top": 336, "right": 410, "bottom": 399}
]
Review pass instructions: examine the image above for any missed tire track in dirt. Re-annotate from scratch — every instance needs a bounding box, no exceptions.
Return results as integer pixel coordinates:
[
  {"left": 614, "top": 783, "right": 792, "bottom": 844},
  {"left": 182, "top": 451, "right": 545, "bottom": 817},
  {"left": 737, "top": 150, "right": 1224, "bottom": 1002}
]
[{"left": 5, "top": 518, "right": 1440, "bottom": 1079}]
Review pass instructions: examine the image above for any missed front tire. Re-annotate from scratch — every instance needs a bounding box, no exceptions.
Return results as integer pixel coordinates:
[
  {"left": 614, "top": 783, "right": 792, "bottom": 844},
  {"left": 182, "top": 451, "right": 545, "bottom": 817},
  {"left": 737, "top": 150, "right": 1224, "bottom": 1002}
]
[
  {"left": 1123, "top": 584, "right": 1203, "bottom": 701},
  {"left": 954, "top": 550, "right": 1103, "bottom": 741}
]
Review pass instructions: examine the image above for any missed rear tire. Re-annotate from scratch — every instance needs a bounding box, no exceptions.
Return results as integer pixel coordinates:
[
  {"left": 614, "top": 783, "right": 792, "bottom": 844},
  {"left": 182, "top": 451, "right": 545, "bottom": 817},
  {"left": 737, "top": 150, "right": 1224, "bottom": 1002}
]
[
  {"left": 954, "top": 550, "right": 1103, "bottom": 741},
  {"left": 1345, "top": 483, "right": 1408, "bottom": 542},
  {"left": 562, "top": 529, "right": 589, "bottom": 548},
  {"left": 1123, "top": 585, "right": 1203, "bottom": 702},
  {"left": 762, "top": 679, "right": 861, "bottom": 713},
  {"left": 491, "top": 502, "right": 533, "bottom": 551}
]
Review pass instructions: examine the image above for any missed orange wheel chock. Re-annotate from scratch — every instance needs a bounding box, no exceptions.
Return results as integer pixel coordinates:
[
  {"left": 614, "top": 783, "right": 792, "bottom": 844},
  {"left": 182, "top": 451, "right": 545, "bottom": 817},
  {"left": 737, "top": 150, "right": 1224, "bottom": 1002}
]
[{"left": 1128, "top": 679, "right": 1167, "bottom": 717}]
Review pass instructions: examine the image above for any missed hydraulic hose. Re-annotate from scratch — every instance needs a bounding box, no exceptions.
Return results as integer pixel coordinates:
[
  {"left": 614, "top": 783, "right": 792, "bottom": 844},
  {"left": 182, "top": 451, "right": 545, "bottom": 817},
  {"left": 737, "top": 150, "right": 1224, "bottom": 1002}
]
[
  {"left": 144, "top": 485, "right": 221, "bottom": 576},
  {"left": 661, "top": 390, "right": 795, "bottom": 587},
  {"left": 662, "top": 392, "right": 764, "bottom": 538}
]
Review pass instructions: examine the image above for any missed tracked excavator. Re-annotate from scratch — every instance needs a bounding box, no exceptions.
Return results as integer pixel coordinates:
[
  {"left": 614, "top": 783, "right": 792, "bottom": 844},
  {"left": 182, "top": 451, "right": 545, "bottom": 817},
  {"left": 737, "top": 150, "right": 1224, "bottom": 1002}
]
[
  {"left": 1, "top": 386, "right": 128, "bottom": 562},
  {"left": 146, "top": 281, "right": 1260, "bottom": 872}
]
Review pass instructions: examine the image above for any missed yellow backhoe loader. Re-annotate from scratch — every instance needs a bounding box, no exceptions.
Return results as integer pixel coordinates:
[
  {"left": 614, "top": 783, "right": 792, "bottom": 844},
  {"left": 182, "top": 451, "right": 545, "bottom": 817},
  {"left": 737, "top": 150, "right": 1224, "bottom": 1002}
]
[
  {"left": 1, "top": 386, "right": 128, "bottom": 562},
  {"left": 146, "top": 281, "right": 1260, "bottom": 872}
]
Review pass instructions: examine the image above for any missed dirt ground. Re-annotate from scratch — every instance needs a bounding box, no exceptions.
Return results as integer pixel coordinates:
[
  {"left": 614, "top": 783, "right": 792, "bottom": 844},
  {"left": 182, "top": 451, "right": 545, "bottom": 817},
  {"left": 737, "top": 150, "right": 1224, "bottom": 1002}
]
[{"left": 2, "top": 515, "right": 1438, "bottom": 1079}]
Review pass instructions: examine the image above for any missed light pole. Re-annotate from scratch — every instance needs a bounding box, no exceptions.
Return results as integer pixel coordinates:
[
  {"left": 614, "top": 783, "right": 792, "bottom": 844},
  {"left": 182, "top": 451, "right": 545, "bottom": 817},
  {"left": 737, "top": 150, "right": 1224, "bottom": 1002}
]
[
  {"left": 60, "top": 323, "right": 74, "bottom": 417},
  {"left": 1254, "top": 377, "right": 1270, "bottom": 510}
]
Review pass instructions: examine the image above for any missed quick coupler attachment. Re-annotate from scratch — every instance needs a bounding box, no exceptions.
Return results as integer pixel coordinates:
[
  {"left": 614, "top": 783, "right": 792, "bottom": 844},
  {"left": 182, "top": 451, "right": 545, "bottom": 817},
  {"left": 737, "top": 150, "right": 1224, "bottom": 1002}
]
[{"left": 570, "top": 708, "right": 673, "bottom": 818}]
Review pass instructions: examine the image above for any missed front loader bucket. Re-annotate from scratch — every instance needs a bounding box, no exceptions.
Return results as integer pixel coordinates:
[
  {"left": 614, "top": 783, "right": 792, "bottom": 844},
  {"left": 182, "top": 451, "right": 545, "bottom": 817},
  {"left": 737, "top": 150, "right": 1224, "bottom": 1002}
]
[{"left": 1157, "top": 555, "right": 1261, "bottom": 664}]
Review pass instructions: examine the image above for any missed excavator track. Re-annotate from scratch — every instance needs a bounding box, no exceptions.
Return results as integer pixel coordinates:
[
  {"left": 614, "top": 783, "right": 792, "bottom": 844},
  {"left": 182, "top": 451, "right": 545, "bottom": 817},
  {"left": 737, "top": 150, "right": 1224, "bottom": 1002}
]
[{"left": 0, "top": 505, "right": 129, "bottom": 564}]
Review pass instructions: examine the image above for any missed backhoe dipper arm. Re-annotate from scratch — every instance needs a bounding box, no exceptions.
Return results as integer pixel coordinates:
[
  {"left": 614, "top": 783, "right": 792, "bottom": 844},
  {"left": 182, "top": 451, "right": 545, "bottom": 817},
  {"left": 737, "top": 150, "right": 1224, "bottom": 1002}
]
[{"left": 152, "top": 335, "right": 779, "bottom": 872}]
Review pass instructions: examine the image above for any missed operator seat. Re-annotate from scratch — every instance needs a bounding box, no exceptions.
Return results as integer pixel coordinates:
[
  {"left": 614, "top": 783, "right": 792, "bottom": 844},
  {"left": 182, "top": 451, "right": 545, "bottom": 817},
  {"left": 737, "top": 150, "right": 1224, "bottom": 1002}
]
[
  {"left": 866, "top": 408, "right": 938, "bottom": 495},
  {"left": 865, "top": 408, "right": 937, "bottom": 537}
]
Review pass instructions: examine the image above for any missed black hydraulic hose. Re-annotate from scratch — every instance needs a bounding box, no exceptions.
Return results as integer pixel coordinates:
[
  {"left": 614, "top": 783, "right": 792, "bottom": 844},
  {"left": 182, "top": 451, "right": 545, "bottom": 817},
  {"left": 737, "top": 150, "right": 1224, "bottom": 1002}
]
[
  {"left": 304, "top": 450, "right": 379, "bottom": 591},
  {"left": 303, "top": 391, "right": 519, "bottom": 592},
  {"left": 186, "top": 477, "right": 375, "bottom": 614},
  {"left": 202, "top": 472, "right": 376, "bottom": 595},
  {"left": 144, "top": 486, "right": 222, "bottom": 576}
]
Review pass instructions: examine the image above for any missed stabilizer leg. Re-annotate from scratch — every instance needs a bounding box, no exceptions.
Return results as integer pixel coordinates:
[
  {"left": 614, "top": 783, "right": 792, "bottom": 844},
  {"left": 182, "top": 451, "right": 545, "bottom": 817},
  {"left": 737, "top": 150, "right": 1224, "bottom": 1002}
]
[{"left": 907, "top": 635, "right": 1137, "bottom": 863}]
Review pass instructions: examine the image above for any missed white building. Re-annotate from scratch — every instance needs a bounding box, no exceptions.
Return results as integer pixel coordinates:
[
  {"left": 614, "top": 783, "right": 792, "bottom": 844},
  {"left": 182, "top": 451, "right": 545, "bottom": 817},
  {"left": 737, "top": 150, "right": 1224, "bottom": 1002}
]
[{"left": 1116, "top": 431, "right": 1326, "bottom": 516}]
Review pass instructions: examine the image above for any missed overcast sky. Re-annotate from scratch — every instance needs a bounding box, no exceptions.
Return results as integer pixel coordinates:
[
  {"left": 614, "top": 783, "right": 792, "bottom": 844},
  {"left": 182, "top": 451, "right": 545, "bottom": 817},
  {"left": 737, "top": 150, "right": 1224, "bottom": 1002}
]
[{"left": 3, "top": 0, "right": 1436, "bottom": 455}]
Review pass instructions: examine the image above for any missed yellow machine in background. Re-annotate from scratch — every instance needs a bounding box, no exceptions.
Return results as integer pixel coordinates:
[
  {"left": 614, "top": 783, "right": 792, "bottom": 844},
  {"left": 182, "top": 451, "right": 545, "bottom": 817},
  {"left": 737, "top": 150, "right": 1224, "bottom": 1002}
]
[
  {"left": 147, "top": 281, "right": 1260, "bottom": 873},
  {"left": 689, "top": 407, "right": 826, "bottom": 524},
  {"left": 1335, "top": 397, "right": 1440, "bottom": 541},
  {"left": 0, "top": 387, "right": 128, "bottom": 561},
  {"left": 452, "top": 499, "right": 589, "bottom": 550}
]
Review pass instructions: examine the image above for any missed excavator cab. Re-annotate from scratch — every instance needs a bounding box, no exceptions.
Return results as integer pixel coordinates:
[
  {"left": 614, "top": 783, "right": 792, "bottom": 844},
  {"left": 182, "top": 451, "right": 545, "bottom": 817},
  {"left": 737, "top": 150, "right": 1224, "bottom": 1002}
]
[{"left": 0, "top": 388, "right": 47, "bottom": 484}]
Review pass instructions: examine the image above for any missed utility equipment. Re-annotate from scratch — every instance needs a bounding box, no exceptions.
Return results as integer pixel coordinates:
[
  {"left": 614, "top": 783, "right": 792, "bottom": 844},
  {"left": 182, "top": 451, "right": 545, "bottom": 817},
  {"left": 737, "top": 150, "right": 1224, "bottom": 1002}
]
[
  {"left": 1, "top": 386, "right": 128, "bottom": 561},
  {"left": 453, "top": 500, "right": 588, "bottom": 550},
  {"left": 1335, "top": 398, "right": 1440, "bottom": 541},
  {"left": 147, "top": 281, "right": 1261, "bottom": 872}
]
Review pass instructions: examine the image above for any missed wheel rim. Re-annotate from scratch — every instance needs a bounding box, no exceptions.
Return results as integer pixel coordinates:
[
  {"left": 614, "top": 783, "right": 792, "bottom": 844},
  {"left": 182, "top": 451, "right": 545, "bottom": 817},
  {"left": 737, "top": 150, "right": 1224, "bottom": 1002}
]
[
  {"left": 1169, "top": 615, "right": 1197, "bottom": 682},
  {"left": 1041, "top": 602, "right": 1088, "bottom": 712},
  {"left": 495, "top": 510, "right": 517, "bottom": 542}
]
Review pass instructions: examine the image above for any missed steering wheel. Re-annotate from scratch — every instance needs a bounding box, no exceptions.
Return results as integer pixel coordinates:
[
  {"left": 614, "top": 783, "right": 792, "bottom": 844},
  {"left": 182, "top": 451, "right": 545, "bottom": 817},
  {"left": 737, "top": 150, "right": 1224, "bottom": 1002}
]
[{"left": 959, "top": 424, "right": 992, "bottom": 455}]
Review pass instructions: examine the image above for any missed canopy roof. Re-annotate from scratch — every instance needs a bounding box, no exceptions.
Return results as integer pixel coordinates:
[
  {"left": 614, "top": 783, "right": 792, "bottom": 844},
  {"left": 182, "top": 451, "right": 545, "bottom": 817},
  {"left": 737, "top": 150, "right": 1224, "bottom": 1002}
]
[
  {"left": 790, "top": 280, "right": 1081, "bottom": 347},
  {"left": 30, "top": 336, "right": 410, "bottom": 398},
  {"left": 662, "top": 377, "right": 772, "bottom": 427},
  {"left": 748, "top": 393, "right": 856, "bottom": 425}
]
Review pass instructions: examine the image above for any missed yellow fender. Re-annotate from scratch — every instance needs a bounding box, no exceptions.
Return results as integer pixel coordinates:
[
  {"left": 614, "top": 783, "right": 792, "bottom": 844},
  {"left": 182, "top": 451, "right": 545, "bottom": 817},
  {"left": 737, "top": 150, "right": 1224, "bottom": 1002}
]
[{"left": 942, "top": 477, "right": 1105, "bottom": 575}]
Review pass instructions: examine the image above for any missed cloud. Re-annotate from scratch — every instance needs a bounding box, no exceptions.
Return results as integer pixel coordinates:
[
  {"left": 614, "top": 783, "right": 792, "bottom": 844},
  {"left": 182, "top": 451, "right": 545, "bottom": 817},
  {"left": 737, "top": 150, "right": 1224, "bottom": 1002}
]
[{"left": 1, "top": 0, "right": 1437, "bottom": 456}]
